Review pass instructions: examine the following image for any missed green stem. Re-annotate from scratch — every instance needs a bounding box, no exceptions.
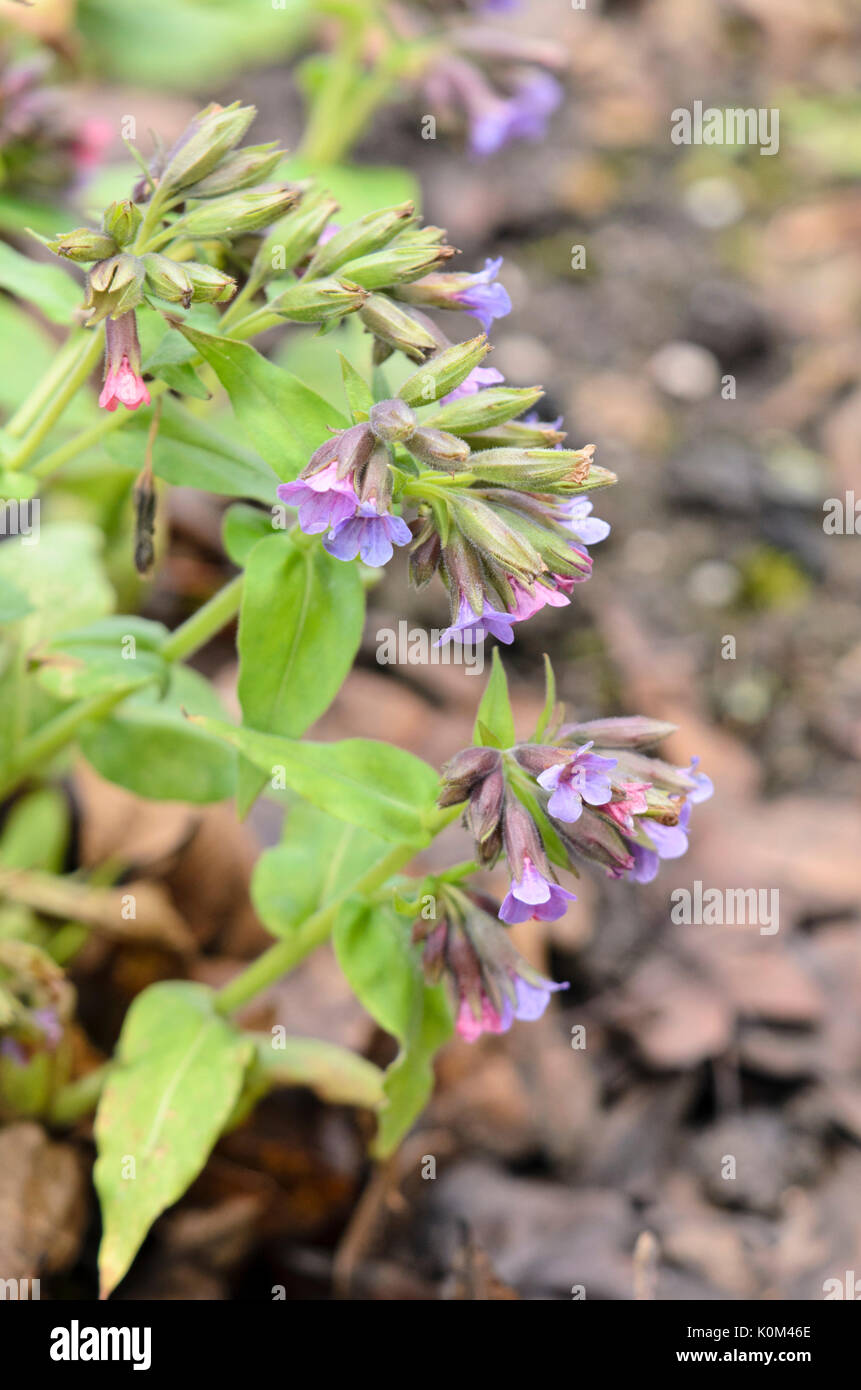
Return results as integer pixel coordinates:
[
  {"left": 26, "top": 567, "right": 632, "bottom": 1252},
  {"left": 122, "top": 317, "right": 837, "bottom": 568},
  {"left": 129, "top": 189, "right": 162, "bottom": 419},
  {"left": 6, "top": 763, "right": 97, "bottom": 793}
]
[
  {"left": 0, "top": 682, "right": 142, "bottom": 801},
  {"left": 213, "top": 844, "right": 414, "bottom": 1016},
  {"left": 5, "top": 329, "right": 91, "bottom": 440},
  {"left": 49, "top": 1063, "right": 111, "bottom": 1126},
  {"left": 161, "top": 573, "right": 244, "bottom": 663},
  {"left": 5, "top": 328, "right": 105, "bottom": 472}
]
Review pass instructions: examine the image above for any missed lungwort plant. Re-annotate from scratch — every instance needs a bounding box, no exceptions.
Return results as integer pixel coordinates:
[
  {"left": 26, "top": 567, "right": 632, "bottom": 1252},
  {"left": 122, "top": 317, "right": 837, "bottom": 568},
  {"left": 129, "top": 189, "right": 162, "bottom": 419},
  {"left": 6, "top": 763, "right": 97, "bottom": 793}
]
[{"left": 0, "top": 102, "right": 711, "bottom": 1297}]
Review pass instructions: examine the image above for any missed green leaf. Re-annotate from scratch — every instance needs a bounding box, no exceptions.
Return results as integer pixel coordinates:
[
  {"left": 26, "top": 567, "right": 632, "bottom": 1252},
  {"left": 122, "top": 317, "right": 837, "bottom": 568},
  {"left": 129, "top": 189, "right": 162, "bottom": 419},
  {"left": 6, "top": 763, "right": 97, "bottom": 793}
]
[
  {"left": 473, "top": 648, "right": 516, "bottom": 749},
  {"left": 94, "top": 981, "right": 253, "bottom": 1298},
  {"left": 35, "top": 616, "right": 168, "bottom": 702},
  {"left": 282, "top": 159, "right": 419, "bottom": 222},
  {"left": 338, "top": 352, "right": 374, "bottom": 422},
  {"left": 533, "top": 654, "right": 557, "bottom": 742},
  {"left": 222, "top": 503, "right": 276, "bottom": 566},
  {"left": 0, "top": 241, "right": 81, "bottom": 324},
  {"left": 79, "top": 666, "right": 235, "bottom": 803},
  {"left": 192, "top": 718, "right": 439, "bottom": 844},
  {"left": 152, "top": 361, "right": 211, "bottom": 400},
  {"left": 0, "top": 787, "right": 69, "bottom": 872},
  {"left": 252, "top": 1034, "right": 385, "bottom": 1108},
  {"left": 334, "top": 901, "right": 452, "bottom": 1156},
  {"left": 0, "top": 576, "right": 33, "bottom": 623},
  {"left": 105, "top": 397, "right": 280, "bottom": 502},
  {"left": 252, "top": 801, "right": 388, "bottom": 938},
  {"left": 171, "top": 322, "right": 345, "bottom": 480},
  {"left": 238, "top": 533, "right": 364, "bottom": 739},
  {"left": 0, "top": 522, "right": 114, "bottom": 647}
]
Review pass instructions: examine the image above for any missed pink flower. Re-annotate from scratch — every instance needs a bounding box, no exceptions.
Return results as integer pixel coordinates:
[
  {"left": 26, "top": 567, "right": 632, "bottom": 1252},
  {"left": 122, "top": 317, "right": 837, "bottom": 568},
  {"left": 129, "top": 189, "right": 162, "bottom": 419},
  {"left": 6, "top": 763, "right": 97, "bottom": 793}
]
[
  {"left": 603, "top": 781, "right": 651, "bottom": 832},
  {"left": 98, "top": 356, "right": 151, "bottom": 412}
]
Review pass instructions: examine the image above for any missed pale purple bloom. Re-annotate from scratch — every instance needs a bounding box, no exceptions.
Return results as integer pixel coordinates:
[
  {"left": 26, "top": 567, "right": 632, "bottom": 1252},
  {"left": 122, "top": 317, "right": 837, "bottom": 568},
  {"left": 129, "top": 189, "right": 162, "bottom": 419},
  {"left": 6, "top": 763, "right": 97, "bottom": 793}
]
[
  {"left": 31, "top": 1008, "right": 62, "bottom": 1048},
  {"left": 625, "top": 757, "right": 713, "bottom": 883},
  {"left": 557, "top": 496, "right": 611, "bottom": 546},
  {"left": 455, "top": 257, "right": 512, "bottom": 331},
  {"left": 278, "top": 460, "right": 358, "bottom": 535},
  {"left": 499, "top": 855, "right": 577, "bottom": 923},
  {"left": 437, "top": 594, "right": 516, "bottom": 646},
  {"left": 441, "top": 365, "right": 505, "bottom": 404},
  {"left": 456, "top": 970, "right": 567, "bottom": 1042},
  {"left": 324, "top": 502, "right": 411, "bottom": 567},
  {"left": 469, "top": 73, "right": 563, "bottom": 157},
  {"left": 0, "top": 1037, "right": 27, "bottom": 1066},
  {"left": 686, "top": 755, "right": 714, "bottom": 804},
  {"left": 537, "top": 742, "right": 618, "bottom": 823}
]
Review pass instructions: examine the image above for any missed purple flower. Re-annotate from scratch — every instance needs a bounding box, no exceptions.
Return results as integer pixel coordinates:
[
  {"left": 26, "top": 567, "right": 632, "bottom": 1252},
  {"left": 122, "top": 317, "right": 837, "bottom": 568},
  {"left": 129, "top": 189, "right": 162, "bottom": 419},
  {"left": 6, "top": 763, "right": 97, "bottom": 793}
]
[
  {"left": 0, "top": 1036, "right": 28, "bottom": 1067},
  {"left": 441, "top": 365, "right": 505, "bottom": 404},
  {"left": 499, "top": 855, "right": 577, "bottom": 924},
  {"left": 437, "top": 593, "right": 517, "bottom": 646},
  {"left": 324, "top": 502, "right": 411, "bottom": 567},
  {"left": 454, "top": 257, "right": 512, "bottom": 332},
  {"left": 625, "top": 758, "right": 713, "bottom": 883},
  {"left": 556, "top": 496, "right": 611, "bottom": 547},
  {"left": 278, "top": 459, "right": 359, "bottom": 535},
  {"left": 469, "top": 73, "right": 563, "bottom": 158},
  {"left": 537, "top": 742, "right": 618, "bottom": 823}
]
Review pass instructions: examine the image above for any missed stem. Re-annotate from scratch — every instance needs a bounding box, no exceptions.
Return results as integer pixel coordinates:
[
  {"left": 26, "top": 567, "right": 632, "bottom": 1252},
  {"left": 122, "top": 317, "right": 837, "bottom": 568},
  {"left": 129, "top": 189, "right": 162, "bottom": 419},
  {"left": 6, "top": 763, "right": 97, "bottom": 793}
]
[
  {"left": 49, "top": 1063, "right": 111, "bottom": 1126},
  {"left": 160, "top": 573, "right": 244, "bottom": 662},
  {"left": 213, "top": 842, "right": 416, "bottom": 1016},
  {"left": 5, "top": 329, "right": 92, "bottom": 440},
  {"left": 5, "top": 328, "right": 105, "bottom": 472},
  {"left": 0, "top": 682, "right": 144, "bottom": 801}
]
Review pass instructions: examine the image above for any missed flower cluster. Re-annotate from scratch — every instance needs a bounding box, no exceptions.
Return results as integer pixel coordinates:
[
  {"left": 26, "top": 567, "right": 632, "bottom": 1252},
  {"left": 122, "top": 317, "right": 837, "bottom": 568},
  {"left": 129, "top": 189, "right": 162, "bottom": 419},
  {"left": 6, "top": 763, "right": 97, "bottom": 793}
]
[
  {"left": 281, "top": 310, "right": 613, "bottom": 636},
  {"left": 439, "top": 714, "right": 713, "bottom": 927},
  {"left": 407, "top": 0, "right": 564, "bottom": 158},
  {"left": 414, "top": 884, "right": 566, "bottom": 1043}
]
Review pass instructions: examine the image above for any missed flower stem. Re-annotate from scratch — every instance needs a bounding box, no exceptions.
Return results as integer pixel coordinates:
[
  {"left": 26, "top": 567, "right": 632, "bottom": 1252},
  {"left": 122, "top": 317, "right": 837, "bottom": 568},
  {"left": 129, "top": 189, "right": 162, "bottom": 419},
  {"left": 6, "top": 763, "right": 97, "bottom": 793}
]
[
  {"left": 213, "top": 843, "right": 416, "bottom": 1016},
  {"left": 49, "top": 1063, "right": 111, "bottom": 1126},
  {"left": 4, "top": 328, "right": 105, "bottom": 471},
  {"left": 160, "top": 573, "right": 245, "bottom": 663}
]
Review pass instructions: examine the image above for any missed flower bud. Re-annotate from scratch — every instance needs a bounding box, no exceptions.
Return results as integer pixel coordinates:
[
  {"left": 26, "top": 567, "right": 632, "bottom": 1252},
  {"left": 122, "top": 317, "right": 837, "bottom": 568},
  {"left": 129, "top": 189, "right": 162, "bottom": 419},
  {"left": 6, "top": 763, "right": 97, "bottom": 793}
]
[
  {"left": 502, "top": 790, "right": 548, "bottom": 879},
  {"left": 85, "top": 253, "right": 145, "bottom": 323},
  {"left": 452, "top": 493, "right": 543, "bottom": 575},
  {"left": 461, "top": 420, "right": 567, "bottom": 450},
  {"left": 398, "top": 335, "right": 491, "bottom": 406},
  {"left": 407, "top": 427, "right": 471, "bottom": 469},
  {"left": 438, "top": 746, "right": 502, "bottom": 806},
  {"left": 560, "top": 717, "right": 678, "bottom": 750},
  {"left": 158, "top": 101, "right": 256, "bottom": 197},
  {"left": 369, "top": 398, "right": 417, "bottom": 444},
  {"left": 423, "top": 387, "right": 544, "bottom": 435},
  {"left": 47, "top": 227, "right": 118, "bottom": 263},
  {"left": 268, "top": 276, "right": 367, "bottom": 323},
  {"left": 305, "top": 202, "right": 416, "bottom": 278},
  {"left": 467, "top": 766, "right": 504, "bottom": 846},
  {"left": 254, "top": 194, "right": 340, "bottom": 280},
  {"left": 141, "top": 252, "right": 194, "bottom": 305},
  {"left": 183, "top": 143, "right": 285, "bottom": 197},
  {"left": 177, "top": 185, "right": 301, "bottom": 239},
  {"left": 184, "top": 260, "right": 237, "bottom": 303},
  {"left": 408, "top": 523, "right": 441, "bottom": 589},
  {"left": 465, "top": 447, "right": 594, "bottom": 490},
  {"left": 335, "top": 243, "right": 455, "bottom": 291},
  {"left": 102, "top": 199, "right": 143, "bottom": 247},
  {"left": 358, "top": 295, "right": 438, "bottom": 363},
  {"left": 557, "top": 808, "right": 634, "bottom": 874}
]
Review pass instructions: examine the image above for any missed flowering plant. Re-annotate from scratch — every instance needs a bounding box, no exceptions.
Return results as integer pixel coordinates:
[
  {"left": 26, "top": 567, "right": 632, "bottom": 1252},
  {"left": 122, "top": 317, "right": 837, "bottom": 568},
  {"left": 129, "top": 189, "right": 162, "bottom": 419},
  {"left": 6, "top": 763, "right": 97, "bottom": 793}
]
[{"left": 0, "top": 97, "right": 710, "bottom": 1299}]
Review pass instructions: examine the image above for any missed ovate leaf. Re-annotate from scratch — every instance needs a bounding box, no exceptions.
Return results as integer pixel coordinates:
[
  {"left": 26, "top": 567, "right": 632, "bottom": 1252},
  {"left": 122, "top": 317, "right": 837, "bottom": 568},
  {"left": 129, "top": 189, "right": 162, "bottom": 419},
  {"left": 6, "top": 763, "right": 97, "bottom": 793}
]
[
  {"left": 94, "top": 981, "right": 253, "bottom": 1298},
  {"left": 192, "top": 718, "right": 438, "bottom": 844},
  {"left": 171, "top": 321, "right": 345, "bottom": 480}
]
